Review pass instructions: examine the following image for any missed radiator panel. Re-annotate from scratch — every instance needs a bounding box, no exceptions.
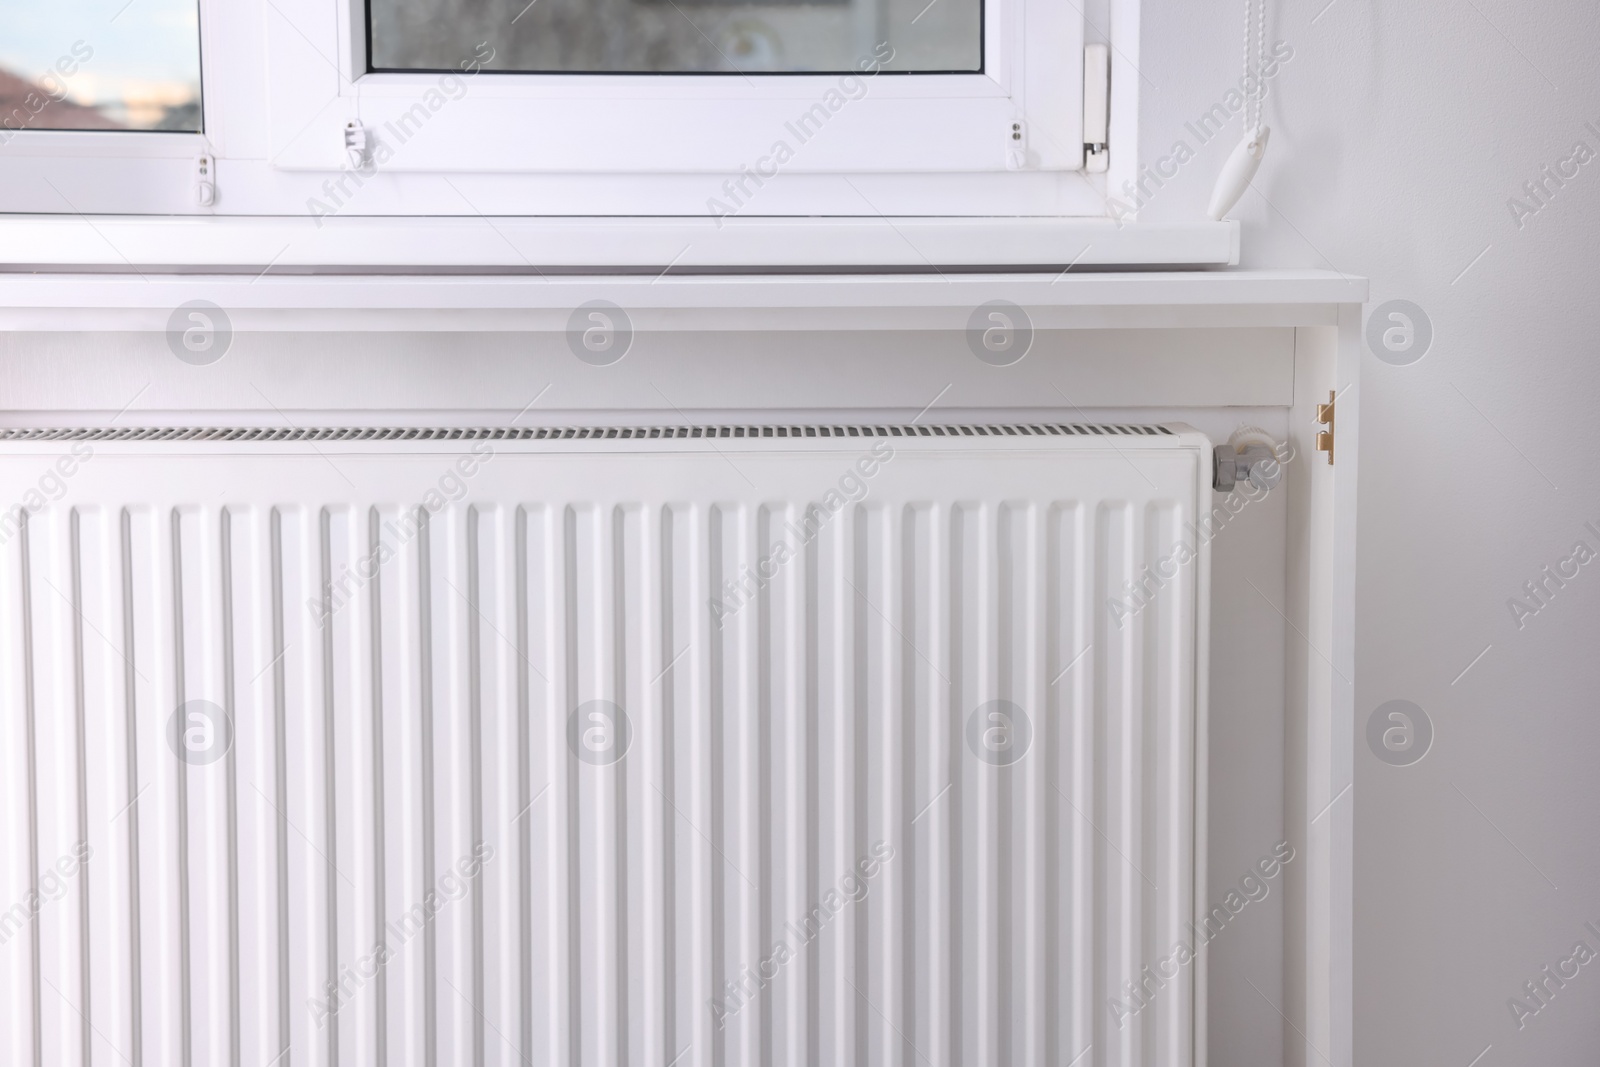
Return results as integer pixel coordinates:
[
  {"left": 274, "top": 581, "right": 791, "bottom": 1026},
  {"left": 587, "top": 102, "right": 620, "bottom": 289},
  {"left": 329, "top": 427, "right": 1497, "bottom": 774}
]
[{"left": 0, "top": 431, "right": 1207, "bottom": 1067}]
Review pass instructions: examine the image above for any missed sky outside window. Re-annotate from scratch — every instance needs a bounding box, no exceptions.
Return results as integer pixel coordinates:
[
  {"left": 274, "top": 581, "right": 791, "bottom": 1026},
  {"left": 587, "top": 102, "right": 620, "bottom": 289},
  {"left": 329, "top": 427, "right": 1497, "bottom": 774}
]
[{"left": 0, "top": 0, "right": 202, "bottom": 132}]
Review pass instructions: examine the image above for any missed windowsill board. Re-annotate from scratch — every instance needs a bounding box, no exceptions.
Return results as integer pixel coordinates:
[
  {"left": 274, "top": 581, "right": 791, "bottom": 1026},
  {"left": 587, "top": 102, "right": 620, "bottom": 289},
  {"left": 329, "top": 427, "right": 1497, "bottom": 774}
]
[{"left": 0, "top": 215, "right": 1241, "bottom": 272}]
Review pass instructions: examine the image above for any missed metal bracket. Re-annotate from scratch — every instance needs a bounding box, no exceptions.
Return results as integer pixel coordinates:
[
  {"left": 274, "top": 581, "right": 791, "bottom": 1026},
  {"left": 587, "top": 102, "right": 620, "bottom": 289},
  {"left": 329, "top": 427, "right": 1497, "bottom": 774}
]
[{"left": 1315, "top": 390, "right": 1335, "bottom": 464}]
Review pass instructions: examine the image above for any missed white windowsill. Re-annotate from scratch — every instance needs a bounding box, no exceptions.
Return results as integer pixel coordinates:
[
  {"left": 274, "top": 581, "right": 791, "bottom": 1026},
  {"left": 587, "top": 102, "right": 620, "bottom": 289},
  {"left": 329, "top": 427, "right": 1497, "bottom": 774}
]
[
  {"left": 0, "top": 215, "right": 1239, "bottom": 272},
  {"left": 0, "top": 268, "right": 1366, "bottom": 334}
]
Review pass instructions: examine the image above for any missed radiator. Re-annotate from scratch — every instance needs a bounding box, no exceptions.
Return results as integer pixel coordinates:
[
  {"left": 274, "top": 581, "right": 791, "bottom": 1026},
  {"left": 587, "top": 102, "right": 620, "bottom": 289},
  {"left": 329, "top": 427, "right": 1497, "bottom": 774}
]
[{"left": 0, "top": 422, "right": 1209, "bottom": 1067}]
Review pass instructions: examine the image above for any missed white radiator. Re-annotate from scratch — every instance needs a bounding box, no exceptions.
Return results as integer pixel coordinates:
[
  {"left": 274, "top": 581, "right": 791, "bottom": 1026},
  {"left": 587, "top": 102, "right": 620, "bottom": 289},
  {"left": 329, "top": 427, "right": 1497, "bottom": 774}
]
[{"left": 0, "top": 422, "right": 1209, "bottom": 1067}]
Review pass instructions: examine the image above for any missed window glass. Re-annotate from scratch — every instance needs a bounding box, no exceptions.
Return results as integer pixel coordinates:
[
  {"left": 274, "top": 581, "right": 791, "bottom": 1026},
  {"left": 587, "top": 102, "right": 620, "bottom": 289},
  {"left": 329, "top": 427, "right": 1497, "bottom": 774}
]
[
  {"left": 0, "top": 0, "right": 202, "bottom": 133},
  {"left": 367, "top": 0, "right": 980, "bottom": 74}
]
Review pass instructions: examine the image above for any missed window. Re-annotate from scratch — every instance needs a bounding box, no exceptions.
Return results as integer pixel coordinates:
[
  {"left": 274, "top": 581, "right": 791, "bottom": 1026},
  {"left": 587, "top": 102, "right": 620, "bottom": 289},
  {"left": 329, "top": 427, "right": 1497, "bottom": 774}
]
[
  {"left": 0, "top": 0, "right": 1136, "bottom": 220},
  {"left": 261, "top": 0, "right": 1085, "bottom": 211},
  {"left": 0, "top": 0, "right": 202, "bottom": 134}
]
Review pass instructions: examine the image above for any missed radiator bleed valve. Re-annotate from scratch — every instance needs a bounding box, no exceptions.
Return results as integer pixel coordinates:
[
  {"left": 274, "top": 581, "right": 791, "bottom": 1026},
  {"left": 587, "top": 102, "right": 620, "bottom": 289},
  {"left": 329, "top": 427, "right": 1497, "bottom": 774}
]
[{"left": 1213, "top": 435, "right": 1284, "bottom": 493}]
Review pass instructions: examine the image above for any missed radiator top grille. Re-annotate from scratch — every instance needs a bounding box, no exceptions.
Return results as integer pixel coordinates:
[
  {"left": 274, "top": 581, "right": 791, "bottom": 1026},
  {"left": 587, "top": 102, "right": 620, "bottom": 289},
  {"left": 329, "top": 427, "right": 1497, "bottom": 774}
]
[{"left": 0, "top": 422, "right": 1174, "bottom": 443}]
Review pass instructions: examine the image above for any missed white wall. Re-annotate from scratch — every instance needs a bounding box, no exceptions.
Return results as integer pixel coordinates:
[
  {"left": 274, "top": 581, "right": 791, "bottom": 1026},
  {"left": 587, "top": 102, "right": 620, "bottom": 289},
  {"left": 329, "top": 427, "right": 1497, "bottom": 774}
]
[{"left": 1139, "top": 2, "right": 1600, "bottom": 1063}]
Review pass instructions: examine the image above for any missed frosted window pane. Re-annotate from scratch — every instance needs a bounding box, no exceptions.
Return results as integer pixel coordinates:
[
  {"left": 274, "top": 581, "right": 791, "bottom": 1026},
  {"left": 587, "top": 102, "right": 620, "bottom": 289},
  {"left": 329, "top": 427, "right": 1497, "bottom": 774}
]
[{"left": 368, "top": 0, "right": 981, "bottom": 74}]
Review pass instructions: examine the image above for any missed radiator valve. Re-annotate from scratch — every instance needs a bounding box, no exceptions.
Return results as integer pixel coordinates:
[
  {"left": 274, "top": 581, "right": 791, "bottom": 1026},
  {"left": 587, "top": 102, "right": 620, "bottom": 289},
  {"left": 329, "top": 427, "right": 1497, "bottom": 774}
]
[{"left": 1213, "top": 441, "right": 1283, "bottom": 493}]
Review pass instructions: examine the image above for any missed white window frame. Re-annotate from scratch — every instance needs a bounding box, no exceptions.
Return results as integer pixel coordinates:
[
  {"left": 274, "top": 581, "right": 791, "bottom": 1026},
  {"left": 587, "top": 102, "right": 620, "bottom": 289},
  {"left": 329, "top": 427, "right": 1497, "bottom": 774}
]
[
  {"left": 0, "top": 0, "right": 1152, "bottom": 221},
  {"left": 263, "top": 0, "right": 1077, "bottom": 176}
]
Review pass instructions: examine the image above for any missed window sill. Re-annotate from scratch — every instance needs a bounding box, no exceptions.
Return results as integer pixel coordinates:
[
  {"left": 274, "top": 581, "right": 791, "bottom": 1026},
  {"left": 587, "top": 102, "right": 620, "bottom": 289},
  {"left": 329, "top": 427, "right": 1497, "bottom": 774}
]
[
  {"left": 0, "top": 267, "right": 1364, "bottom": 334},
  {"left": 0, "top": 215, "right": 1240, "bottom": 272}
]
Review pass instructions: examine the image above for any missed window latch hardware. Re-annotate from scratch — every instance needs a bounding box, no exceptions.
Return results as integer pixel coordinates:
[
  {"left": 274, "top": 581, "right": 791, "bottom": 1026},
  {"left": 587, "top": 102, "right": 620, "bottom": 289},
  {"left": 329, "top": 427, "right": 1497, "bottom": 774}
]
[
  {"left": 1315, "top": 391, "right": 1335, "bottom": 464},
  {"left": 1083, "top": 44, "right": 1110, "bottom": 173},
  {"left": 194, "top": 154, "right": 215, "bottom": 208},
  {"left": 344, "top": 121, "right": 373, "bottom": 168},
  {"left": 1006, "top": 120, "right": 1029, "bottom": 170}
]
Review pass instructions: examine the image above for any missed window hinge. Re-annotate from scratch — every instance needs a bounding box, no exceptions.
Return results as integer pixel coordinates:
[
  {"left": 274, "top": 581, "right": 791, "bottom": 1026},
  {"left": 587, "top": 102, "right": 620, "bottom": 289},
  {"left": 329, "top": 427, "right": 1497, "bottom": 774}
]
[
  {"left": 194, "top": 154, "right": 215, "bottom": 208},
  {"left": 1083, "top": 44, "right": 1109, "bottom": 173},
  {"left": 1315, "top": 390, "right": 1335, "bottom": 464}
]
